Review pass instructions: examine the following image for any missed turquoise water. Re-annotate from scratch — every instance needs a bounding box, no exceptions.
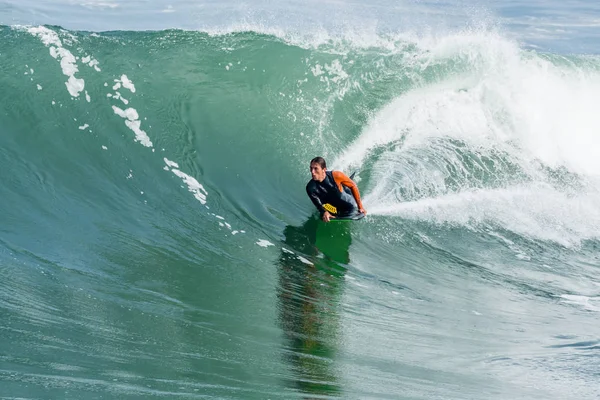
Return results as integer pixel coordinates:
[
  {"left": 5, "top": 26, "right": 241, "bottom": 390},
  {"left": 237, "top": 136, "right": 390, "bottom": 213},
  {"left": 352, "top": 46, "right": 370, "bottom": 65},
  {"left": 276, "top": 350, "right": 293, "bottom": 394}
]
[{"left": 1, "top": 2, "right": 600, "bottom": 399}]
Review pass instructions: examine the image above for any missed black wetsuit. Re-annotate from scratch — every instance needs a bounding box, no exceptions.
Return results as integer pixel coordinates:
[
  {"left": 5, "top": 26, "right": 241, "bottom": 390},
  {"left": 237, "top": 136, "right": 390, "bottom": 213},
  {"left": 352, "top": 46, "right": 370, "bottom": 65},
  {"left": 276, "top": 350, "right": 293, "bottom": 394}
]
[{"left": 306, "top": 170, "right": 358, "bottom": 217}]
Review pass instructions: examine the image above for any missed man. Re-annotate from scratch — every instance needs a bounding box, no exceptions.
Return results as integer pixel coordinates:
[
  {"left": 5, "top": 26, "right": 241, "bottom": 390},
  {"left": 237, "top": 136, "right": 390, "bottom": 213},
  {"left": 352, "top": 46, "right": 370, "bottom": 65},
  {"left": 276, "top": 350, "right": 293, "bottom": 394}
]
[{"left": 306, "top": 157, "right": 367, "bottom": 222}]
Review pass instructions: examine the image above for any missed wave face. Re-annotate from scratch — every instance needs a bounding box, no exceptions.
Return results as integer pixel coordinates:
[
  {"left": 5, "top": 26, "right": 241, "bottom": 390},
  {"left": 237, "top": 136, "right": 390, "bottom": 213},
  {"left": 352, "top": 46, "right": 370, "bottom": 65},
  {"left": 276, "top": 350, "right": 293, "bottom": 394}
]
[{"left": 1, "top": 24, "right": 600, "bottom": 399}]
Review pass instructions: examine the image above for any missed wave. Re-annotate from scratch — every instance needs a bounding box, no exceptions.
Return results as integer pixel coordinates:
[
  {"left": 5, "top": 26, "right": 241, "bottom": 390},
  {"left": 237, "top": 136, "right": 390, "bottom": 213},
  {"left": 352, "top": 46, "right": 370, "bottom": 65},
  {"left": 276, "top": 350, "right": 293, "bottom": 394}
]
[
  {"left": 2, "top": 24, "right": 600, "bottom": 249},
  {"left": 2, "top": 22, "right": 600, "bottom": 399}
]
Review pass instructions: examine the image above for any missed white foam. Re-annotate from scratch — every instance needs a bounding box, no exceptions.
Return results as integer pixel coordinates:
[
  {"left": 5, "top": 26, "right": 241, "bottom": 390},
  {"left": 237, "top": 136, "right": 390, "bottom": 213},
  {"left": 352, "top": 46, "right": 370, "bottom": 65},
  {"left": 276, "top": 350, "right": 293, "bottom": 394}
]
[
  {"left": 202, "top": 22, "right": 404, "bottom": 52},
  {"left": 256, "top": 239, "right": 274, "bottom": 248},
  {"left": 311, "top": 64, "right": 324, "bottom": 77},
  {"left": 334, "top": 34, "right": 600, "bottom": 246},
  {"left": 125, "top": 120, "right": 152, "bottom": 147},
  {"left": 113, "top": 92, "right": 129, "bottom": 105},
  {"left": 66, "top": 75, "right": 85, "bottom": 97},
  {"left": 78, "top": 124, "right": 89, "bottom": 130},
  {"left": 370, "top": 184, "right": 600, "bottom": 247},
  {"left": 561, "top": 294, "right": 600, "bottom": 311},
  {"left": 163, "top": 158, "right": 179, "bottom": 169},
  {"left": 85, "top": 91, "right": 91, "bottom": 102},
  {"left": 36, "top": 84, "right": 42, "bottom": 90},
  {"left": 28, "top": 27, "right": 85, "bottom": 98},
  {"left": 28, "top": 26, "right": 61, "bottom": 47},
  {"left": 337, "top": 33, "right": 600, "bottom": 175},
  {"left": 102, "top": 145, "right": 108, "bottom": 150},
  {"left": 170, "top": 169, "right": 207, "bottom": 204},
  {"left": 114, "top": 75, "right": 136, "bottom": 93},
  {"left": 89, "top": 59, "right": 101, "bottom": 72},
  {"left": 112, "top": 106, "right": 137, "bottom": 121},
  {"left": 112, "top": 106, "right": 152, "bottom": 147},
  {"left": 297, "top": 256, "right": 313, "bottom": 265}
]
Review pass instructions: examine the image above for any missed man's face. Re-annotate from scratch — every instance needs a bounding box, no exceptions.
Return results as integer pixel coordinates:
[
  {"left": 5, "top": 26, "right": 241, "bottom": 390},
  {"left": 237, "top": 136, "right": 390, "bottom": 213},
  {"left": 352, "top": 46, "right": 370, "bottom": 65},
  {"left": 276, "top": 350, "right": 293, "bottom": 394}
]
[{"left": 310, "top": 163, "right": 326, "bottom": 182}]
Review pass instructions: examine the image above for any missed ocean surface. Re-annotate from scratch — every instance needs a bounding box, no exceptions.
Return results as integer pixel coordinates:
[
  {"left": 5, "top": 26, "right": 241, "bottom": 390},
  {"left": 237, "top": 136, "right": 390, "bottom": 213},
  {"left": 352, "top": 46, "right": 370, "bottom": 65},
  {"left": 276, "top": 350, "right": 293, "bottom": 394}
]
[{"left": 1, "top": 1, "right": 600, "bottom": 399}]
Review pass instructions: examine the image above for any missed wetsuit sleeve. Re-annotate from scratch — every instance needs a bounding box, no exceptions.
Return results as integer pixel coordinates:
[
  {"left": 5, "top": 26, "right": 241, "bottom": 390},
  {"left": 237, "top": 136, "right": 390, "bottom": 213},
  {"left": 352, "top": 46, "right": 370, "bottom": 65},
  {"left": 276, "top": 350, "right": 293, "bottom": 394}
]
[
  {"left": 332, "top": 171, "right": 364, "bottom": 209},
  {"left": 306, "top": 183, "right": 326, "bottom": 215}
]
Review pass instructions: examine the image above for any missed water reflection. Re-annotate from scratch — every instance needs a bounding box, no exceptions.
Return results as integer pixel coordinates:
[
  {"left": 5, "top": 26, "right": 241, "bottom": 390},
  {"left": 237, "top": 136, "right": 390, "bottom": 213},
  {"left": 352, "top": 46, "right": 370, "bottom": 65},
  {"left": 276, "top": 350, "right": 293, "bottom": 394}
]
[{"left": 277, "top": 216, "right": 353, "bottom": 398}]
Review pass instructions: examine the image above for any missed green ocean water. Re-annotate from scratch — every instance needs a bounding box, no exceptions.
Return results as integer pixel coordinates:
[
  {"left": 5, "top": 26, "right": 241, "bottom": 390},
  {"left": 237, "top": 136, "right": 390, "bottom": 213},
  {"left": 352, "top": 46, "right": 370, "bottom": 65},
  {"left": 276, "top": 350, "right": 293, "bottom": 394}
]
[{"left": 1, "top": 25, "right": 600, "bottom": 399}]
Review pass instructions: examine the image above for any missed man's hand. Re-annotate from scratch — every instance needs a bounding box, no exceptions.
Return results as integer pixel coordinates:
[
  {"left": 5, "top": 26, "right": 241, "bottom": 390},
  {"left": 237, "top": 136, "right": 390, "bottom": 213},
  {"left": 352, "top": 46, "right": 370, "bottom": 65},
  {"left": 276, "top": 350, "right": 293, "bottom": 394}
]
[
  {"left": 322, "top": 211, "right": 332, "bottom": 222},
  {"left": 359, "top": 208, "right": 367, "bottom": 215}
]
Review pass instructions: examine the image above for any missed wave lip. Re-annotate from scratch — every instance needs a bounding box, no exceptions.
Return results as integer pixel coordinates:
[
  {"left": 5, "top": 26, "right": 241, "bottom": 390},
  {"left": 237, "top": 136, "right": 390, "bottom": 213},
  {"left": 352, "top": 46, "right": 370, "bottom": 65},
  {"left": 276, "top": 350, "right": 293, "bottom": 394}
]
[{"left": 329, "top": 31, "right": 600, "bottom": 246}]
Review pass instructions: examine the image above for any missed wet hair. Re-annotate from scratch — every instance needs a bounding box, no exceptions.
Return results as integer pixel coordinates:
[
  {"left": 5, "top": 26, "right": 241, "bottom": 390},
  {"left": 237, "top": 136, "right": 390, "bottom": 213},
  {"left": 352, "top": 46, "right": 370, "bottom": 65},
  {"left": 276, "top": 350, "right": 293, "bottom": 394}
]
[{"left": 310, "top": 157, "right": 326, "bottom": 169}]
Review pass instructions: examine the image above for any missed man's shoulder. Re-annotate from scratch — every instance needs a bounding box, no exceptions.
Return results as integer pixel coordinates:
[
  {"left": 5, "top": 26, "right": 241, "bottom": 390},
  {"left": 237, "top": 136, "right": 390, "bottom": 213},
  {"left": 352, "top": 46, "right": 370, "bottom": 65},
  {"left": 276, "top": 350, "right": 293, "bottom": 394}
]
[
  {"left": 331, "top": 170, "right": 348, "bottom": 180},
  {"left": 306, "top": 179, "right": 316, "bottom": 190}
]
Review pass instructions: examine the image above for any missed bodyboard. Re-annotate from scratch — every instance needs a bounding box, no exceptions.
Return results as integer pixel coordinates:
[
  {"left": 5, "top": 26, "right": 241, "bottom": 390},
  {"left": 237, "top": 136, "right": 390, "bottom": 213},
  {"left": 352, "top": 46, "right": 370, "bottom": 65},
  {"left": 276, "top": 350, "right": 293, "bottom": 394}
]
[
  {"left": 330, "top": 212, "right": 365, "bottom": 221},
  {"left": 322, "top": 203, "right": 365, "bottom": 221}
]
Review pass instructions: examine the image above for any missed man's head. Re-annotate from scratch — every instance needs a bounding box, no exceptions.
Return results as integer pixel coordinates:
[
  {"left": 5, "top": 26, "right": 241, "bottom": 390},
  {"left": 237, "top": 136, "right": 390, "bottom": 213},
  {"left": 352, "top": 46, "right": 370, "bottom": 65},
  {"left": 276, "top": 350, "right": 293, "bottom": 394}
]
[{"left": 310, "top": 157, "right": 327, "bottom": 182}]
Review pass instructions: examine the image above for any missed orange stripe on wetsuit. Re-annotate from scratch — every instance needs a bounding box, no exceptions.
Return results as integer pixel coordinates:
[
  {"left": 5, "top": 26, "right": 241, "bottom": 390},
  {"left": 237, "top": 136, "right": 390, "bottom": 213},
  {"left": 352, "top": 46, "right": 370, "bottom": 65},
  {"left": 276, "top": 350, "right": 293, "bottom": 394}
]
[{"left": 331, "top": 171, "right": 364, "bottom": 210}]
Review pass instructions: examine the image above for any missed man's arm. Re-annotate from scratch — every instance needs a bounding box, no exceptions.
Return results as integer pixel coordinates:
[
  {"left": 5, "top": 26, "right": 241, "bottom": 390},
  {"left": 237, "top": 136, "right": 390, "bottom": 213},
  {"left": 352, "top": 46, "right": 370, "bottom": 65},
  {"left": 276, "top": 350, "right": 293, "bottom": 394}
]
[
  {"left": 306, "top": 184, "right": 326, "bottom": 215},
  {"left": 332, "top": 171, "right": 366, "bottom": 213}
]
